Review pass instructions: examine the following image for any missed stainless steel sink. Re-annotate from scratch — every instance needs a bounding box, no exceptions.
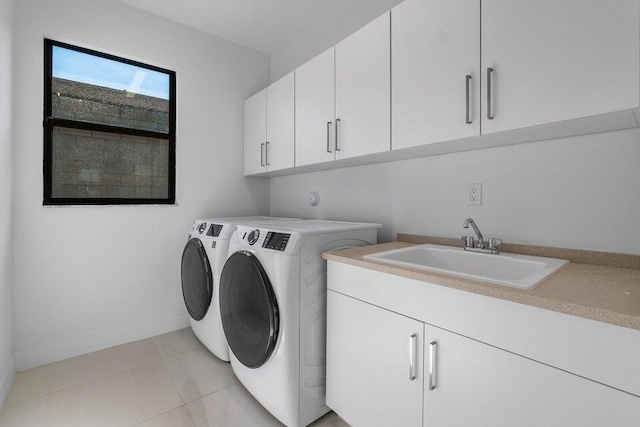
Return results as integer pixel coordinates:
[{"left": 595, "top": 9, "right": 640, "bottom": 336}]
[{"left": 364, "top": 244, "right": 569, "bottom": 290}]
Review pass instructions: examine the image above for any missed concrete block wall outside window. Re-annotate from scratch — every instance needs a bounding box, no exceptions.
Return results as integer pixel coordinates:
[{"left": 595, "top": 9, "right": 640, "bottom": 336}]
[{"left": 50, "top": 78, "right": 170, "bottom": 200}]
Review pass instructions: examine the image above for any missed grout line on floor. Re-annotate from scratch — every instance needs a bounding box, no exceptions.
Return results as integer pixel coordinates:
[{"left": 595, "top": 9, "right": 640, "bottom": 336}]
[
  {"left": 182, "top": 378, "right": 243, "bottom": 424},
  {"left": 133, "top": 404, "right": 195, "bottom": 427},
  {"left": 197, "top": 379, "right": 239, "bottom": 400},
  {"left": 160, "top": 357, "right": 187, "bottom": 406}
]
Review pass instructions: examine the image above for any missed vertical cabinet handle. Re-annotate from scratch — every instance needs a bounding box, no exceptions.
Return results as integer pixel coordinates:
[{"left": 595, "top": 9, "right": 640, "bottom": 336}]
[
  {"left": 265, "top": 141, "right": 270, "bottom": 166},
  {"left": 335, "top": 118, "right": 341, "bottom": 151},
  {"left": 487, "top": 67, "right": 494, "bottom": 120},
  {"left": 409, "top": 334, "right": 417, "bottom": 381},
  {"left": 260, "top": 143, "right": 265, "bottom": 166},
  {"left": 327, "top": 121, "right": 333, "bottom": 153},
  {"left": 465, "top": 75, "right": 472, "bottom": 124},
  {"left": 428, "top": 341, "right": 437, "bottom": 391}
]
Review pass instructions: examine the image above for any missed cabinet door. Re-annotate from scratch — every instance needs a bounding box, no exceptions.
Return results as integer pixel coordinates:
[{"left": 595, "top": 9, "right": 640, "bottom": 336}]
[
  {"left": 392, "top": 0, "right": 480, "bottom": 150},
  {"left": 335, "top": 12, "right": 391, "bottom": 160},
  {"left": 266, "top": 71, "right": 295, "bottom": 171},
  {"left": 243, "top": 89, "right": 267, "bottom": 176},
  {"left": 326, "top": 291, "right": 423, "bottom": 427},
  {"left": 481, "top": 0, "right": 640, "bottom": 134},
  {"left": 424, "top": 324, "right": 640, "bottom": 427},
  {"left": 295, "top": 47, "right": 335, "bottom": 167}
]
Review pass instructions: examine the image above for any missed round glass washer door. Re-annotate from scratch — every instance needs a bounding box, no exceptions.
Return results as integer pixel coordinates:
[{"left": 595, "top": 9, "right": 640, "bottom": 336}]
[
  {"left": 220, "top": 251, "right": 279, "bottom": 369},
  {"left": 181, "top": 238, "right": 213, "bottom": 321}
]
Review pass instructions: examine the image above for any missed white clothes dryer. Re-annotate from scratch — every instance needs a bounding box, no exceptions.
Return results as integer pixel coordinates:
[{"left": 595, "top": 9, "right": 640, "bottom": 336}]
[
  {"left": 180, "top": 216, "right": 298, "bottom": 361},
  {"left": 219, "top": 220, "right": 381, "bottom": 426}
]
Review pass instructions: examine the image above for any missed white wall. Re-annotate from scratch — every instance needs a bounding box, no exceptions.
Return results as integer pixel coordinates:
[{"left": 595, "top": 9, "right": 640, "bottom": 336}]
[
  {"left": 12, "top": 0, "right": 271, "bottom": 370},
  {"left": 271, "top": 127, "right": 640, "bottom": 255},
  {"left": 0, "top": 0, "right": 15, "bottom": 408},
  {"left": 269, "top": 0, "right": 403, "bottom": 82}
]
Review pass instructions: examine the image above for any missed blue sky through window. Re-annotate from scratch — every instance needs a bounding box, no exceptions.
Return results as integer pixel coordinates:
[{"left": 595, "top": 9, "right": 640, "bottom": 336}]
[{"left": 52, "top": 46, "right": 170, "bottom": 100}]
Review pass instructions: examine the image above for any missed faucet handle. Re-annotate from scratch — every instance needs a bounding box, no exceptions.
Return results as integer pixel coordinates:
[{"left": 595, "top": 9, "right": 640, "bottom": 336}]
[
  {"left": 487, "top": 238, "right": 503, "bottom": 250},
  {"left": 461, "top": 236, "right": 475, "bottom": 248}
]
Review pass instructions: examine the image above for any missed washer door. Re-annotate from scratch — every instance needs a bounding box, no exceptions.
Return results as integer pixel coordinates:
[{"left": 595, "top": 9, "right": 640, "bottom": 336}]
[
  {"left": 220, "top": 251, "right": 279, "bottom": 369},
  {"left": 181, "top": 238, "right": 213, "bottom": 321}
]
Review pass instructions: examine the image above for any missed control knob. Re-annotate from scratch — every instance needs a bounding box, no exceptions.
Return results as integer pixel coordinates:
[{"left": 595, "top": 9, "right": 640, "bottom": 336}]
[{"left": 247, "top": 229, "right": 260, "bottom": 245}]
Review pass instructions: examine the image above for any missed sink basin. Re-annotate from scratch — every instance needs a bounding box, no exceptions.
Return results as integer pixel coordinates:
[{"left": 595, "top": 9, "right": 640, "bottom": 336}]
[{"left": 363, "top": 244, "right": 569, "bottom": 290}]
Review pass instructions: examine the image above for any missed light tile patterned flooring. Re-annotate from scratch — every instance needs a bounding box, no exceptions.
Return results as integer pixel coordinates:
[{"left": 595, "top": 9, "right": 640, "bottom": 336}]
[{"left": 0, "top": 328, "right": 349, "bottom": 427}]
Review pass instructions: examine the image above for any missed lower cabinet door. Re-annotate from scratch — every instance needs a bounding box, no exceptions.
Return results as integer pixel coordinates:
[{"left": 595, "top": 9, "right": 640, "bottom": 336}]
[
  {"left": 326, "top": 291, "right": 424, "bottom": 427},
  {"left": 424, "top": 324, "right": 640, "bottom": 427}
]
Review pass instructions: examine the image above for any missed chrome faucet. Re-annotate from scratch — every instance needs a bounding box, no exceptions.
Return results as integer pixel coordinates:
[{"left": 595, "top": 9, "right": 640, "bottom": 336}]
[
  {"left": 462, "top": 218, "right": 502, "bottom": 254},
  {"left": 463, "top": 218, "right": 484, "bottom": 248}
]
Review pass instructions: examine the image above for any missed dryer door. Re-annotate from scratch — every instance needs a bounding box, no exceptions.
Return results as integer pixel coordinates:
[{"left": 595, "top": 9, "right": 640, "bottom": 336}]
[
  {"left": 181, "top": 238, "right": 213, "bottom": 321},
  {"left": 220, "top": 251, "right": 279, "bottom": 369}
]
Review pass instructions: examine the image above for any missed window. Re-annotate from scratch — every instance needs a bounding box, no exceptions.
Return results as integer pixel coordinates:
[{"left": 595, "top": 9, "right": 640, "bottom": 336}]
[{"left": 43, "top": 39, "right": 176, "bottom": 205}]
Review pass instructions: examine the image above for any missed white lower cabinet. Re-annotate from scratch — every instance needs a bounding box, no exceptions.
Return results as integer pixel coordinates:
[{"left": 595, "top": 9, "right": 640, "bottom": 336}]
[
  {"left": 327, "top": 288, "right": 640, "bottom": 427},
  {"left": 423, "top": 324, "right": 640, "bottom": 427},
  {"left": 326, "top": 291, "right": 423, "bottom": 427}
]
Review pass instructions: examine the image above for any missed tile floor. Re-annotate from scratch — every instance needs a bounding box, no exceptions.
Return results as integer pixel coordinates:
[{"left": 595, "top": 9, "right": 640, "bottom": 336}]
[{"left": 0, "top": 329, "right": 349, "bottom": 427}]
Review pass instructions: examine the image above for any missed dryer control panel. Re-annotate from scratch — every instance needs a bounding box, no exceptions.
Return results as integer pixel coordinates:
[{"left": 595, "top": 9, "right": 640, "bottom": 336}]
[
  {"left": 262, "top": 232, "right": 291, "bottom": 251},
  {"left": 207, "top": 224, "right": 223, "bottom": 237}
]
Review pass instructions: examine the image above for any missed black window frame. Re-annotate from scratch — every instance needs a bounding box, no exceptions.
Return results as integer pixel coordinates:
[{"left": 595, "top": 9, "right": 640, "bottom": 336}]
[{"left": 43, "top": 39, "right": 177, "bottom": 206}]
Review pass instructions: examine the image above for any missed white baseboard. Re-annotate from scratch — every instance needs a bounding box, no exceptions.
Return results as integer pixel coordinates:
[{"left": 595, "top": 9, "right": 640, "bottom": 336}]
[
  {"left": 15, "top": 312, "right": 190, "bottom": 371},
  {"left": 0, "top": 354, "right": 16, "bottom": 410}
]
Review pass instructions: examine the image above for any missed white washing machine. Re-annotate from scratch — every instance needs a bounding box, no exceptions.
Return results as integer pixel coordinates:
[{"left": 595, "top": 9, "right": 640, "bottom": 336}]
[
  {"left": 219, "top": 220, "right": 381, "bottom": 427},
  {"left": 180, "top": 216, "right": 299, "bottom": 361}
]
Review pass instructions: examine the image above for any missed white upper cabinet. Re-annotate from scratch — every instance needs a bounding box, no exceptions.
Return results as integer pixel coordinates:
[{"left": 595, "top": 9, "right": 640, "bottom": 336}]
[
  {"left": 246, "top": 0, "right": 640, "bottom": 176},
  {"left": 244, "top": 89, "right": 267, "bottom": 176},
  {"left": 392, "top": 0, "right": 480, "bottom": 150},
  {"left": 481, "top": 0, "right": 640, "bottom": 134},
  {"left": 266, "top": 71, "right": 295, "bottom": 171},
  {"left": 295, "top": 47, "right": 336, "bottom": 167},
  {"left": 335, "top": 12, "right": 391, "bottom": 160}
]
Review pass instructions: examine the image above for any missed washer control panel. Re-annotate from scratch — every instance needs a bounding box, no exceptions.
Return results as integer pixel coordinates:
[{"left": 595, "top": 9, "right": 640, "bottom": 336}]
[
  {"left": 262, "top": 232, "right": 291, "bottom": 251},
  {"left": 235, "top": 225, "right": 298, "bottom": 254},
  {"left": 197, "top": 222, "right": 207, "bottom": 234}
]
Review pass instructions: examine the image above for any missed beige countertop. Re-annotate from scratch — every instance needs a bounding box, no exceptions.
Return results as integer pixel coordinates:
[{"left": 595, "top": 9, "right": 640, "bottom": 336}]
[{"left": 323, "top": 241, "right": 640, "bottom": 331}]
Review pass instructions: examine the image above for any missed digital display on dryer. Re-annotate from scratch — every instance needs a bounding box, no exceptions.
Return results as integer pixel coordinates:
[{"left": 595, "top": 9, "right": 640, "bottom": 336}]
[
  {"left": 262, "top": 232, "right": 291, "bottom": 251},
  {"left": 207, "top": 224, "right": 223, "bottom": 237}
]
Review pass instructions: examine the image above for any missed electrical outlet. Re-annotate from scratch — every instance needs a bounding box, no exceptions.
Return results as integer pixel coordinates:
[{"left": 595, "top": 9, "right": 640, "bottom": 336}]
[{"left": 468, "top": 183, "right": 482, "bottom": 206}]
